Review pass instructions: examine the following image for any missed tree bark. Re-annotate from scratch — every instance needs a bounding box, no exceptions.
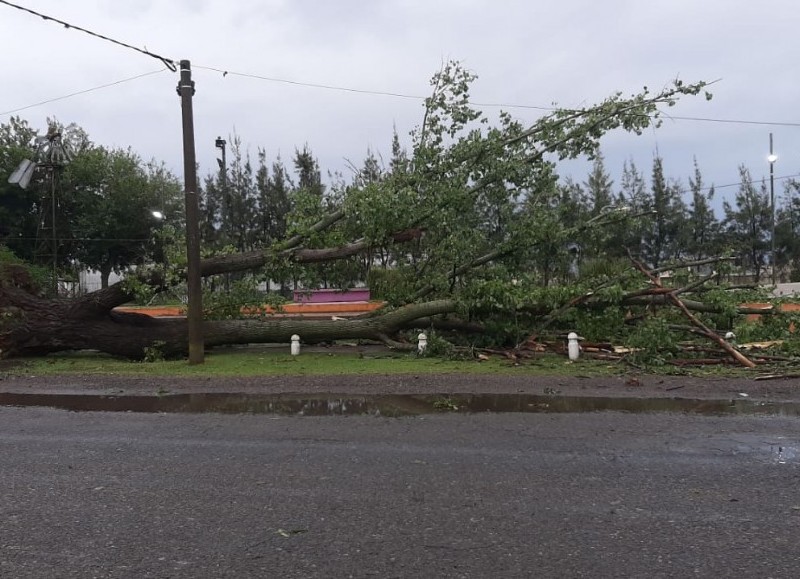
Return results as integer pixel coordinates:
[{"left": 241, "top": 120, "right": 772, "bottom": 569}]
[
  {"left": 201, "top": 228, "right": 423, "bottom": 276},
  {"left": 100, "top": 264, "right": 112, "bottom": 290},
  {"left": 0, "top": 284, "right": 456, "bottom": 359}
]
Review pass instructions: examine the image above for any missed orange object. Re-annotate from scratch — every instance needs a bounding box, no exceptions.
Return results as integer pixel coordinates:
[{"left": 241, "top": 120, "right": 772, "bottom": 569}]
[
  {"left": 113, "top": 301, "right": 385, "bottom": 318},
  {"left": 741, "top": 302, "right": 800, "bottom": 332}
]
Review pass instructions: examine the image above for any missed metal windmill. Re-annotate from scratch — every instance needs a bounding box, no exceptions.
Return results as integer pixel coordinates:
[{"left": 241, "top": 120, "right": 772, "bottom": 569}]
[{"left": 7, "top": 125, "right": 72, "bottom": 291}]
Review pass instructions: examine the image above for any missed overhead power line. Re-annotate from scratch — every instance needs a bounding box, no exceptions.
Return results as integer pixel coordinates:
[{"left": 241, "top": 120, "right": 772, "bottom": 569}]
[
  {"left": 8, "top": 62, "right": 800, "bottom": 131},
  {"left": 193, "top": 65, "right": 425, "bottom": 101},
  {"left": 195, "top": 64, "right": 800, "bottom": 128},
  {"left": 661, "top": 115, "right": 800, "bottom": 128},
  {"left": 2, "top": 2, "right": 798, "bottom": 129},
  {"left": 0, "top": 0, "right": 177, "bottom": 70},
  {"left": 0, "top": 69, "right": 168, "bottom": 117},
  {"left": 1, "top": 0, "right": 795, "bottom": 129},
  {"left": 676, "top": 173, "right": 800, "bottom": 197}
]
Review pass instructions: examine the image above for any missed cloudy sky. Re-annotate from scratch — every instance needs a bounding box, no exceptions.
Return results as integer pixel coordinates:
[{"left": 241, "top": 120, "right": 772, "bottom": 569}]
[{"left": 1, "top": 0, "right": 798, "bottom": 208}]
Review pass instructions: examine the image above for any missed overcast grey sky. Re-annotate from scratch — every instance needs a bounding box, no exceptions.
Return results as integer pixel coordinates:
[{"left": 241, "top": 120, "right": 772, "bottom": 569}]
[{"left": 1, "top": 0, "right": 798, "bottom": 206}]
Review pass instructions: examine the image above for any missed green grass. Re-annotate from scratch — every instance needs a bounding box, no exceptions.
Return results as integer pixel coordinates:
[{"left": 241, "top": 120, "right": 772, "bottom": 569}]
[{"left": 6, "top": 350, "right": 624, "bottom": 378}]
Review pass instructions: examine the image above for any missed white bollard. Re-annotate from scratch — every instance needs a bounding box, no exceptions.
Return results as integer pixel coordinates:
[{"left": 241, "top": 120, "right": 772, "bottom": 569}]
[
  {"left": 418, "top": 333, "right": 428, "bottom": 355},
  {"left": 567, "top": 332, "right": 580, "bottom": 362},
  {"left": 290, "top": 334, "right": 301, "bottom": 356}
]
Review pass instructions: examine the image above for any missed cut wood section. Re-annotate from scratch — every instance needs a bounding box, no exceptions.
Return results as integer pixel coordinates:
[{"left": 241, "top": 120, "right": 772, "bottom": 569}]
[
  {"left": 113, "top": 301, "right": 386, "bottom": 319},
  {"left": 742, "top": 302, "right": 800, "bottom": 323}
]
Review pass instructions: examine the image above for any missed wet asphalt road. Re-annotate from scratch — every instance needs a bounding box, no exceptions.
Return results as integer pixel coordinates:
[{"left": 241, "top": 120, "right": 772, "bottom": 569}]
[{"left": 1, "top": 408, "right": 799, "bottom": 578}]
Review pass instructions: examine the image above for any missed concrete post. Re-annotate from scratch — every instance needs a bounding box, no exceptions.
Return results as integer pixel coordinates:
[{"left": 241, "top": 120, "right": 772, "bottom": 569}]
[
  {"left": 567, "top": 332, "right": 580, "bottom": 361},
  {"left": 418, "top": 333, "right": 428, "bottom": 355}
]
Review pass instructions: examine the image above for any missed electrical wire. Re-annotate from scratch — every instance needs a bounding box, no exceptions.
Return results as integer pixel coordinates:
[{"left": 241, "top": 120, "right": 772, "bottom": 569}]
[
  {"left": 14, "top": 65, "right": 796, "bottom": 133},
  {"left": 0, "top": 0, "right": 177, "bottom": 70},
  {"left": 194, "top": 64, "right": 800, "bottom": 128},
  {"left": 676, "top": 173, "right": 800, "bottom": 197},
  {"left": 0, "top": 69, "right": 168, "bottom": 117},
  {"left": 663, "top": 115, "right": 800, "bottom": 128},
  {"left": 193, "top": 65, "right": 425, "bottom": 101},
  {"left": 1, "top": 2, "right": 797, "bottom": 128}
]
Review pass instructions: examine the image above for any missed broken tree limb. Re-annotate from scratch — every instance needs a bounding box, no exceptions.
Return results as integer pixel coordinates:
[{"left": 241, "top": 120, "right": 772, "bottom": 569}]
[
  {"left": 650, "top": 256, "right": 736, "bottom": 276},
  {"left": 628, "top": 253, "right": 756, "bottom": 368},
  {"left": 527, "top": 289, "right": 596, "bottom": 344},
  {"left": 202, "top": 228, "right": 424, "bottom": 276},
  {"left": 71, "top": 226, "right": 426, "bottom": 314},
  {"left": 672, "top": 270, "right": 718, "bottom": 297},
  {"left": 622, "top": 295, "right": 774, "bottom": 315},
  {"left": 754, "top": 372, "right": 800, "bottom": 381},
  {"left": 411, "top": 245, "right": 516, "bottom": 301},
  {"left": 375, "top": 333, "right": 415, "bottom": 351},
  {"left": 528, "top": 256, "right": 736, "bottom": 340}
]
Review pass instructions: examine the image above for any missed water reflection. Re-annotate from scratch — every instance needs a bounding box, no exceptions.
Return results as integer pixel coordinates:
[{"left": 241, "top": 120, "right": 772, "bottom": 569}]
[{"left": 1, "top": 392, "right": 800, "bottom": 417}]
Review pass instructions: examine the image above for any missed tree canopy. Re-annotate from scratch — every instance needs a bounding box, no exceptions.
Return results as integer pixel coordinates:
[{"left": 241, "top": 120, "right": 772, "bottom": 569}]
[{"left": 4, "top": 61, "right": 797, "bottom": 365}]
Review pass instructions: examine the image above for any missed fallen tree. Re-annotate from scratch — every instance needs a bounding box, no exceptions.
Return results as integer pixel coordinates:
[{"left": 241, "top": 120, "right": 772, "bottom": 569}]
[
  {"left": 2, "top": 247, "right": 778, "bottom": 360},
  {"left": 0, "top": 279, "right": 457, "bottom": 358},
  {"left": 1, "top": 63, "right": 726, "bottom": 360}
]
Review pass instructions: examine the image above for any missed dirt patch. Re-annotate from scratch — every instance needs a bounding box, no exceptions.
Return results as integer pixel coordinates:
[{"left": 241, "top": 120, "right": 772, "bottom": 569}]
[
  {"left": 1, "top": 372, "right": 799, "bottom": 403},
  {"left": 0, "top": 359, "right": 25, "bottom": 373}
]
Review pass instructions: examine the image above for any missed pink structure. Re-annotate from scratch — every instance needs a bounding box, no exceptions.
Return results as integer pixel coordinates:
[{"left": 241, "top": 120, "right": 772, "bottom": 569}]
[{"left": 293, "top": 288, "right": 371, "bottom": 303}]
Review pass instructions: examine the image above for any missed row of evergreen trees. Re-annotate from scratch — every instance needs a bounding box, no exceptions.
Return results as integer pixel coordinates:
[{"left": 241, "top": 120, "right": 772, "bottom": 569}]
[
  {"left": 198, "top": 132, "right": 800, "bottom": 287},
  {"left": 561, "top": 154, "right": 800, "bottom": 282},
  {"left": 197, "top": 133, "right": 404, "bottom": 290}
]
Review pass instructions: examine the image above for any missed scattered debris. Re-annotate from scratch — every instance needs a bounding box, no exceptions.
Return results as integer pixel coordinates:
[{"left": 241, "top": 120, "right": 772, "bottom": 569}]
[
  {"left": 276, "top": 528, "right": 308, "bottom": 538},
  {"left": 755, "top": 373, "right": 800, "bottom": 381}
]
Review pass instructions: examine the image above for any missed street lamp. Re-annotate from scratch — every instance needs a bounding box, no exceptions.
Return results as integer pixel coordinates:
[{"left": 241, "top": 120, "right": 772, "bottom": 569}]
[
  {"left": 215, "top": 136, "right": 228, "bottom": 236},
  {"left": 150, "top": 210, "right": 167, "bottom": 269},
  {"left": 215, "top": 136, "right": 231, "bottom": 289},
  {"left": 7, "top": 127, "right": 71, "bottom": 294},
  {"left": 769, "top": 133, "right": 777, "bottom": 285},
  {"left": 215, "top": 137, "right": 226, "bottom": 185}
]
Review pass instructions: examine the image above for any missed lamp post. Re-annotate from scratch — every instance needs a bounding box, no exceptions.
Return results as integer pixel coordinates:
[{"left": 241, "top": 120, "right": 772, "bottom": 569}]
[
  {"left": 215, "top": 137, "right": 230, "bottom": 289},
  {"left": 769, "top": 133, "right": 777, "bottom": 285},
  {"left": 7, "top": 127, "right": 70, "bottom": 295},
  {"left": 215, "top": 136, "right": 228, "bottom": 238},
  {"left": 150, "top": 210, "right": 166, "bottom": 268},
  {"left": 215, "top": 137, "right": 226, "bottom": 182}
]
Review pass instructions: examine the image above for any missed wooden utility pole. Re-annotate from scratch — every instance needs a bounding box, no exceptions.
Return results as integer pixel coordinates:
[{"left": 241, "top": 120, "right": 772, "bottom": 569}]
[{"left": 177, "top": 59, "right": 204, "bottom": 364}]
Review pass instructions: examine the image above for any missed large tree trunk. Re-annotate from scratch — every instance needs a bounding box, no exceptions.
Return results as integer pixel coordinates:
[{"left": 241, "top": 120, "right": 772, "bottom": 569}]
[
  {"left": 0, "top": 283, "right": 456, "bottom": 358},
  {"left": 100, "top": 264, "right": 112, "bottom": 290},
  {"left": 0, "top": 220, "right": 438, "bottom": 359}
]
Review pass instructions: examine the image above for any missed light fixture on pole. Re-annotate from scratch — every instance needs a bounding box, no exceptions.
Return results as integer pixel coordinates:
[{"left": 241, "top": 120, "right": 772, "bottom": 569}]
[
  {"left": 7, "top": 158, "right": 37, "bottom": 189},
  {"left": 215, "top": 136, "right": 228, "bottom": 237},
  {"left": 215, "top": 137, "right": 226, "bottom": 181},
  {"left": 7, "top": 127, "right": 71, "bottom": 293},
  {"left": 769, "top": 133, "right": 777, "bottom": 285}
]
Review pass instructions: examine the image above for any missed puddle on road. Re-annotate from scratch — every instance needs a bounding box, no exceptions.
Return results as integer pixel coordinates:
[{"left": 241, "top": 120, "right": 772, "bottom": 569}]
[{"left": 2, "top": 392, "right": 800, "bottom": 417}]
